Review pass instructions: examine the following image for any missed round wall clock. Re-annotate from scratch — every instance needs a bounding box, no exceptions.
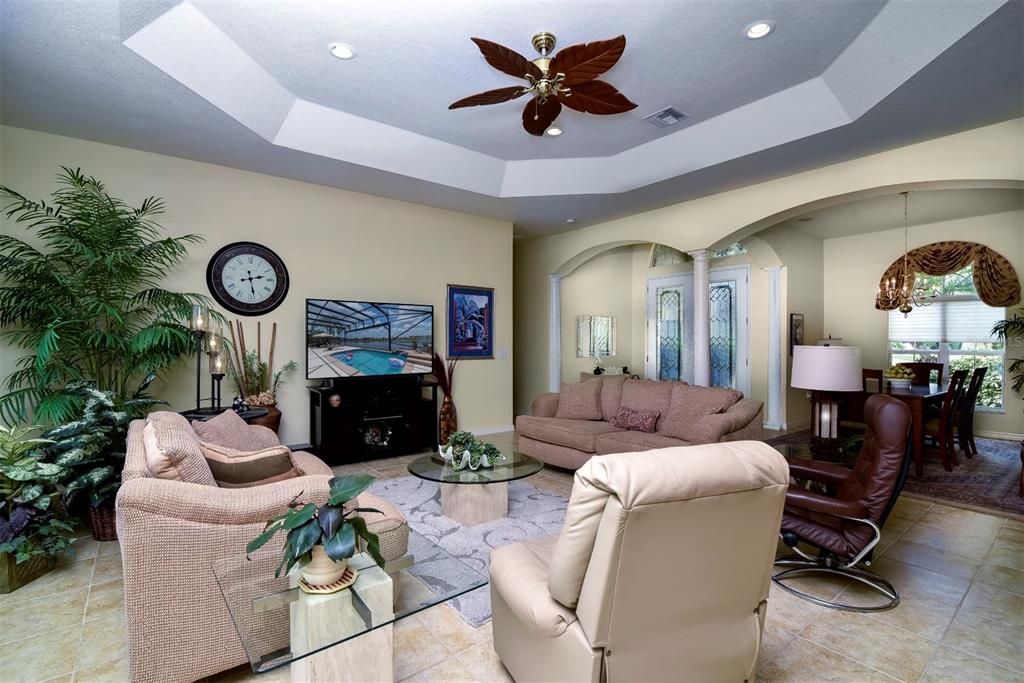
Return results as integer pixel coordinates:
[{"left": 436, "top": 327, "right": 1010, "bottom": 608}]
[{"left": 206, "top": 242, "right": 289, "bottom": 316}]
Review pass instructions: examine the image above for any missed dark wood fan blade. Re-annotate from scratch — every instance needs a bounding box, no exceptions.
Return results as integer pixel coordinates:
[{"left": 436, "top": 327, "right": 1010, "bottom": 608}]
[
  {"left": 549, "top": 35, "right": 626, "bottom": 86},
  {"left": 558, "top": 80, "right": 637, "bottom": 115},
  {"left": 522, "top": 97, "right": 562, "bottom": 136},
  {"left": 449, "top": 86, "right": 527, "bottom": 109},
  {"left": 470, "top": 37, "right": 543, "bottom": 81}
]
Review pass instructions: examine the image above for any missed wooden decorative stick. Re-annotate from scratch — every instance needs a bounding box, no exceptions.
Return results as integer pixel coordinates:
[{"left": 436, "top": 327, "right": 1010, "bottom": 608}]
[
  {"left": 268, "top": 322, "right": 277, "bottom": 389},
  {"left": 228, "top": 320, "right": 243, "bottom": 388}
]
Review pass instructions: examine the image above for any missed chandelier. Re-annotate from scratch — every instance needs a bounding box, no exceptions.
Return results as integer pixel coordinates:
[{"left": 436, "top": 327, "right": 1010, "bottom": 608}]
[{"left": 875, "top": 191, "right": 936, "bottom": 317}]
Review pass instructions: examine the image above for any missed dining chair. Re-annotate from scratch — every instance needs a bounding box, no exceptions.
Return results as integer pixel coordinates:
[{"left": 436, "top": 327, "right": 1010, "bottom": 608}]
[
  {"left": 843, "top": 368, "right": 884, "bottom": 425},
  {"left": 955, "top": 366, "right": 988, "bottom": 458},
  {"left": 923, "top": 369, "right": 967, "bottom": 470},
  {"left": 902, "top": 362, "right": 944, "bottom": 385}
]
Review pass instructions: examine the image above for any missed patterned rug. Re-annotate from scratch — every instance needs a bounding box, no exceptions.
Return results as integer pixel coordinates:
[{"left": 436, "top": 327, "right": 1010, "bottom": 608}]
[
  {"left": 767, "top": 431, "right": 1024, "bottom": 518},
  {"left": 368, "top": 476, "right": 569, "bottom": 627}
]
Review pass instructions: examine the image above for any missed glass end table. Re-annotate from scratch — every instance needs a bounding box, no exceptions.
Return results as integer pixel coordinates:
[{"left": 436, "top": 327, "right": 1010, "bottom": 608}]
[
  {"left": 407, "top": 451, "right": 544, "bottom": 526},
  {"left": 213, "top": 529, "right": 486, "bottom": 679}
]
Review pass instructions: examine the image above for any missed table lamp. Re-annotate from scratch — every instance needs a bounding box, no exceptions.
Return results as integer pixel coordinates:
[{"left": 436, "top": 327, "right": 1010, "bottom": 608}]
[{"left": 791, "top": 345, "right": 862, "bottom": 454}]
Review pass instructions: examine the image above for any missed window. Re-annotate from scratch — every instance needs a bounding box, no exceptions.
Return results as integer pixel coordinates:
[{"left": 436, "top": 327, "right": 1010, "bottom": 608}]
[
  {"left": 651, "top": 244, "right": 686, "bottom": 267},
  {"left": 888, "top": 266, "right": 1005, "bottom": 410}
]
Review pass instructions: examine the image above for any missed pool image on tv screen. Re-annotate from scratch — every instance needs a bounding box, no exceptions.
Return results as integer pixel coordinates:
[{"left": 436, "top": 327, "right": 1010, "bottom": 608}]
[{"left": 306, "top": 299, "right": 434, "bottom": 379}]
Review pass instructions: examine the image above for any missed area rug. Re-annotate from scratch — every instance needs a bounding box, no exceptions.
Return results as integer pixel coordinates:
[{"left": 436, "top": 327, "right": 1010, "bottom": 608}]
[
  {"left": 368, "top": 476, "right": 569, "bottom": 627},
  {"left": 767, "top": 430, "right": 1024, "bottom": 518}
]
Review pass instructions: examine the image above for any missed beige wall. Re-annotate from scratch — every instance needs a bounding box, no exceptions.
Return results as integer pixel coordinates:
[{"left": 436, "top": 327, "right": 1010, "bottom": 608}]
[
  {"left": 823, "top": 211, "right": 1024, "bottom": 437},
  {"left": 513, "top": 119, "right": 1022, "bottom": 418},
  {"left": 0, "top": 126, "right": 515, "bottom": 445},
  {"left": 559, "top": 246, "right": 633, "bottom": 382}
]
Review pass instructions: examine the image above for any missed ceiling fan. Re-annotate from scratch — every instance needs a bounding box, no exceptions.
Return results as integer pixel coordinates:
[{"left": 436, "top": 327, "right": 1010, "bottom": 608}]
[{"left": 449, "top": 32, "right": 638, "bottom": 136}]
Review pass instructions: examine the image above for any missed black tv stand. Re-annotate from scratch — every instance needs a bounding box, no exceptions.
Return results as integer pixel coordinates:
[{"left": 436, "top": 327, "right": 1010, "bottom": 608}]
[{"left": 308, "top": 375, "right": 437, "bottom": 465}]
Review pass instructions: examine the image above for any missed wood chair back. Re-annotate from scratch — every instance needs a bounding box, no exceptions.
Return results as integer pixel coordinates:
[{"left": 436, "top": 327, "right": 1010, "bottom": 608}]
[
  {"left": 959, "top": 366, "right": 988, "bottom": 416},
  {"left": 902, "top": 362, "right": 944, "bottom": 385}
]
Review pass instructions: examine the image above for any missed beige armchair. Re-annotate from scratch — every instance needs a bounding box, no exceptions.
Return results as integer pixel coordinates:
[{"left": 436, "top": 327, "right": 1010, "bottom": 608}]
[
  {"left": 489, "top": 441, "right": 789, "bottom": 682},
  {"left": 117, "top": 417, "right": 408, "bottom": 683}
]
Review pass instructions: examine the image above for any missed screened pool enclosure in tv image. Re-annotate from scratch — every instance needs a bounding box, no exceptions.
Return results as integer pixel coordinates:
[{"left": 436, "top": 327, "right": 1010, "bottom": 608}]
[{"left": 306, "top": 299, "right": 434, "bottom": 379}]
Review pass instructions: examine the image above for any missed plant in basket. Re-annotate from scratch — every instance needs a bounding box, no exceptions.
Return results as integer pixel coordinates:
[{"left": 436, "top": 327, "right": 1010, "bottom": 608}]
[
  {"left": 41, "top": 378, "right": 165, "bottom": 540},
  {"left": 247, "top": 474, "right": 385, "bottom": 592},
  {"left": 225, "top": 320, "right": 297, "bottom": 433},
  {"left": 0, "top": 424, "right": 74, "bottom": 592}
]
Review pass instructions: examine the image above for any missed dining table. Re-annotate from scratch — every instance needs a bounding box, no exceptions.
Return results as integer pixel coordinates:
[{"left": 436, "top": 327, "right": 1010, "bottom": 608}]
[{"left": 884, "top": 381, "right": 949, "bottom": 477}]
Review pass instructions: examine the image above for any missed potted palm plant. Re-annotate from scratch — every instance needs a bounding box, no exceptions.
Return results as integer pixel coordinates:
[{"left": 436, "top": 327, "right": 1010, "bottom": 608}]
[
  {"left": 0, "top": 424, "right": 74, "bottom": 593},
  {"left": 0, "top": 167, "right": 214, "bottom": 537},
  {"left": 246, "top": 474, "right": 385, "bottom": 592},
  {"left": 992, "top": 307, "right": 1024, "bottom": 477}
]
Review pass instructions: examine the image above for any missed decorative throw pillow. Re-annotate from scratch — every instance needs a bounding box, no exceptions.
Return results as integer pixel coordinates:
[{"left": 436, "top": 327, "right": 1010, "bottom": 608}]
[
  {"left": 554, "top": 379, "right": 603, "bottom": 420},
  {"left": 142, "top": 422, "right": 217, "bottom": 485},
  {"left": 192, "top": 409, "right": 280, "bottom": 450},
  {"left": 199, "top": 442, "right": 301, "bottom": 488},
  {"left": 660, "top": 383, "right": 744, "bottom": 442},
  {"left": 613, "top": 407, "right": 660, "bottom": 433}
]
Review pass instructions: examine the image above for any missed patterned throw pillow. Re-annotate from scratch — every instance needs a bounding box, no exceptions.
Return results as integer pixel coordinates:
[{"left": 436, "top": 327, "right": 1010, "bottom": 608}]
[{"left": 613, "top": 407, "right": 660, "bottom": 433}]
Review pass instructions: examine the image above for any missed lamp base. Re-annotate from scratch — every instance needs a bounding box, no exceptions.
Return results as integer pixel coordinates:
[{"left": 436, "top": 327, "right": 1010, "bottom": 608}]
[{"left": 809, "top": 435, "right": 845, "bottom": 461}]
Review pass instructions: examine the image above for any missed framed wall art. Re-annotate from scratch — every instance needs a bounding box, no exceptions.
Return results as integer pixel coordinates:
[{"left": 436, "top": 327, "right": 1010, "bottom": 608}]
[{"left": 447, "top": 285, "right": 494, "bottom": 359}]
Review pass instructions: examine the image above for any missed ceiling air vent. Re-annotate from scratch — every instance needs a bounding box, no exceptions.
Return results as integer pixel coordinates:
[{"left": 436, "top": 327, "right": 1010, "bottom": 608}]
[{"left": 643, "top": 107, "right": 687, "bottom": 128}]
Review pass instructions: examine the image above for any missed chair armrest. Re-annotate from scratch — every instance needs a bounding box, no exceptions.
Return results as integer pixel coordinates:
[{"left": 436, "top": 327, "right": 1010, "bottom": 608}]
[
  {"left": 689, "top": 399, "right": 764, "bottom": 443},
  {"left": 532, "top": 392, "right": 560, "bottom": 418},
  {"left": 788, "top": 460, "right": 850, "bottom": 487},
  {"left": 786, "top": 487, "right": 867, "bottom": 519},
  {"left": 116, "top": 474, "right": 333, "bottom": 526}
]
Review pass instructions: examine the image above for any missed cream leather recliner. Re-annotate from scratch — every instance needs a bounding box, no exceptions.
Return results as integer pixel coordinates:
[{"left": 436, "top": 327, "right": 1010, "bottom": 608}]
[{"left": 489, "top": 441, "right": 789, "bottom": 682}]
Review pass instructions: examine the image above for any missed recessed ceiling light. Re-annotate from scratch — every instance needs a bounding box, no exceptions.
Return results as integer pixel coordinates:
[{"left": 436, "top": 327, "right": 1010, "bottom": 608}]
[
  {"left": 328, "top": 42, "right": 356, "bottom": 60},
  {"left": 546, "top": 127, "right": 563, "bottom": 137},
  {"left": 745, "top": 21, "right": 774, "bottom": 39},
  {"left": 565, "top": 218, "right": 576, "bottom": 224}
]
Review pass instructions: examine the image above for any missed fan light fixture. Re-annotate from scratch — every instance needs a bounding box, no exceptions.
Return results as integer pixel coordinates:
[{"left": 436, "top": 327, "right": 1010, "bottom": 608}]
[
  {"left": 328, "top": 42, "right": 356, "bottom": 60},
  {"left": 745, "top": 21, "right": 774, "bottom": 39},
  {"left": 546, "top": 127, "right": 563, "bottom": 137}
]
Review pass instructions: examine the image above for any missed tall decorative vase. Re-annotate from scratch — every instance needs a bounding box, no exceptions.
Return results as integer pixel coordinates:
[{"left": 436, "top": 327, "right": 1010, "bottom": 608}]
[
  {"left": 250, "top": 403, "right": 282, "bottom": 434},
  {"left": 439, "top": 395, "right": 458, "bottom": 445}
]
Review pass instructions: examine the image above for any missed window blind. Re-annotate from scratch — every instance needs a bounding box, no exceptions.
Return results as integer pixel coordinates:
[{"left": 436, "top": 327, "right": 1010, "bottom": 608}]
[{"left": 888, "top": 299, "right": 1005, "bottom": 343}]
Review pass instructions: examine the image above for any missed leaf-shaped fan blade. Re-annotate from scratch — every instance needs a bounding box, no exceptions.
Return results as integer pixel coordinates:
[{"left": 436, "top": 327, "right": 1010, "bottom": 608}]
[
  {"left": 449, "top": 86, "right": 527, "bottom": 110},
  {"left": 522, "top": 96, "right": 562, "bottom": 136},
  {"left": 470, "top": 37, "right": 543, "bottom": 81},
  {"left": 549, "top": 35, "right": 626, "bottom": 86},
  {"left": 559, "top": 80, "right": 637, "bottom": 115}
]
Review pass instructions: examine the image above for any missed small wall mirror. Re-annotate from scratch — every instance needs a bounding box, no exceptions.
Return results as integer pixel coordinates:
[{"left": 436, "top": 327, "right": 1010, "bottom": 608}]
[{"left": 577, "top": 315, "right": 616, "bottom": 358}]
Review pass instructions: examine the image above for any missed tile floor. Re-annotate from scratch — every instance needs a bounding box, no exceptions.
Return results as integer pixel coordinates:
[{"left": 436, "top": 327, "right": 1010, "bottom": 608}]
[{"left": 1, "top": 432, "right": 1022, "bottom": 682}]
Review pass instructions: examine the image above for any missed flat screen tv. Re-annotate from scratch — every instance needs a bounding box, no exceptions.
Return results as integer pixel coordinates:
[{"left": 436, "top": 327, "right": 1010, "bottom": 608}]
[{"left": 306, "top": 299, "right": 434, "bottom": 379}]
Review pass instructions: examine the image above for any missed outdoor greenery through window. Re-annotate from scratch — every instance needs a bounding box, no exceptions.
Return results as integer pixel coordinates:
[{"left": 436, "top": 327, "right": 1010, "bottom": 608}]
[{"left": 888, "top": 266, "right": 1005, "bottom": 409}]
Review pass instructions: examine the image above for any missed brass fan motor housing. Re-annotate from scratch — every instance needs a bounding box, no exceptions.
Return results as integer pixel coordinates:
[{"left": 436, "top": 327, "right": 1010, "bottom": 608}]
[{"left": 531, "top": 31, "right": 556, "bottom": 56}]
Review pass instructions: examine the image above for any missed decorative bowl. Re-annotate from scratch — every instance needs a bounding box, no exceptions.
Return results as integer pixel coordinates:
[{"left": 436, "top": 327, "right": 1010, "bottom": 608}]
[
  {"left": 886, "top": 378, "right": 912, "bottom": 389},
  {"left": 436, "top": 445, "right": 502, "bottom": 470}
]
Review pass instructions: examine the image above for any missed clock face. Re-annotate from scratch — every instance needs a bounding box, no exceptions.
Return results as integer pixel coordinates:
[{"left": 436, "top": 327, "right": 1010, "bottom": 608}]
[{"left": 206, "top": 242, "right": 289, "bottom": 315}]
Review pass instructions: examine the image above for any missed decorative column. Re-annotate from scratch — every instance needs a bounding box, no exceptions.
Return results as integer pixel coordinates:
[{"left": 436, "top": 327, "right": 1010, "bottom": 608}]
[
  {"left": 689, "top": 250, "right": 710, "bottom": 386},
  {"left": 765, "top": 266, "right": 784, "bottom": 429},
  {"left": 548, "top": 273, "right": 563, "bottom": 392}
]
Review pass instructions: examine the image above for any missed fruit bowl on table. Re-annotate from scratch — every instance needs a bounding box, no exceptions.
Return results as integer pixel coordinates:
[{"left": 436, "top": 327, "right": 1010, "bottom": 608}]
[{"left": 886, "top": 377, "right": 913, "bottom": 389}]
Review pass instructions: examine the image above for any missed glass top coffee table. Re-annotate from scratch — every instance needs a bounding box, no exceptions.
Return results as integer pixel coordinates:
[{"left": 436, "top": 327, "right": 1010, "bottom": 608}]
[
  {"left": 407, "top": 451, "right": 544, "bottom": 526},
  {"left": 213, "top": 529, "right": 486, "bottom": 680}
]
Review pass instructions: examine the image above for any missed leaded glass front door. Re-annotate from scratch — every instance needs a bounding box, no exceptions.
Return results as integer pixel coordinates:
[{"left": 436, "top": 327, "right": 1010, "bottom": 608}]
[{"left": 646, "top": 276, "right": 692, "bottom": 381}]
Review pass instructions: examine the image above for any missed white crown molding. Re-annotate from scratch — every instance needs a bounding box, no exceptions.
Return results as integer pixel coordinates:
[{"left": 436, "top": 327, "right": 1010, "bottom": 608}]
[{"left": 125, "top": 0, "right": 1009, "bottom": 199}]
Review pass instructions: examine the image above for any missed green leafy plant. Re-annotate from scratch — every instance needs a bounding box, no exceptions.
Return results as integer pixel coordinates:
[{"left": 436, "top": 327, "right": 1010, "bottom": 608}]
[
  {"left": 246, "top": 475, "right": 385, "bottom": 577},
  {"left": 0, "top": 167, "right": 214, "bottom": 425},
  {"left": 0, "top": 424, "right": 74, "bottom": 563},
  {"left": 225, "top": 321, "right": 297, "bottom": 405},
  {"left": 42, "top": 379, "right": 164, "bottom": 509},
  {"left": 443, "top": 430, "right": 502, "bottom": 470},
  {"left": 992, "top": 307, "right": 1024, "bottom": 406}
]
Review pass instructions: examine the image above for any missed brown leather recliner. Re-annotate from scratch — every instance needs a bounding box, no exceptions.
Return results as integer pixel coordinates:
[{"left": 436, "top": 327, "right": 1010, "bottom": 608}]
[{"left": 775, "top": 393, "right": 912, "bottom": 612}]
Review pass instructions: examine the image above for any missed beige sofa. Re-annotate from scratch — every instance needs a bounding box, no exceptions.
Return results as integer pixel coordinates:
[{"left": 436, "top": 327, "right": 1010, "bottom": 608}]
[
  {"left": 517, "top": 374, "right": 764, "bottom": 469},
  {"left": 490, "top": 441, "right": 790, "bottom": 681},
  {"left": 117, "top": 411, "right": 409, "bottom": 683}
]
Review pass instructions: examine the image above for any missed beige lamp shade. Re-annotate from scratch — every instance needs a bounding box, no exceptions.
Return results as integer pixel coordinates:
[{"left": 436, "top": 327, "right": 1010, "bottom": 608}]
[{"left": 791, "top": 345, "right": 862, "bottom": 392}]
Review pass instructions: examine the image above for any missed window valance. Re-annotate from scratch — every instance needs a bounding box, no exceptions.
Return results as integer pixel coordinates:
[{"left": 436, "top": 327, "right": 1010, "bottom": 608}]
[{"left": 876, "top": 240, "right": 1020, "bottom": 309}]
